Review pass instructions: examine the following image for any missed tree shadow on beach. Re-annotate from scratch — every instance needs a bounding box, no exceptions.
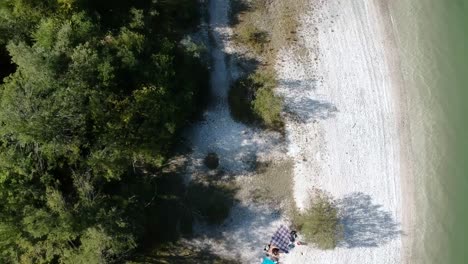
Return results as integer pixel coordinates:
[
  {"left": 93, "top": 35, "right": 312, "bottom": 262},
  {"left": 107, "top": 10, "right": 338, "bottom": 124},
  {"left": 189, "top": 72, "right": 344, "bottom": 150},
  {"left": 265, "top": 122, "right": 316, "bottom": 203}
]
[
  {"left": 283, "top": 97, "right": 338, "bottom": 123},
  {"left": 134, "top": 242, "right": 241, "bottom": 264},
  {"left": 276, "top": 77, "right": 338, "bottom": 124},
  {"left": 338, "top": 192, "right": 401, "bottom": 248},
  {"left": 193, "top": 202, "right": 283, "bottom": 262},
  {"left": 280, "top": 78, "right": 319, "bottom": 91}
]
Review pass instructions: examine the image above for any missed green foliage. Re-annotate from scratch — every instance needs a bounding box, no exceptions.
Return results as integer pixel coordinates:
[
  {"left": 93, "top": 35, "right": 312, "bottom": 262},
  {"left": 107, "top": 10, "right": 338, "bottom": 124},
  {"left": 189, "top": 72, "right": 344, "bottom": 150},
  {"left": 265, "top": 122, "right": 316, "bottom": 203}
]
[
  {"left": 0, "top": 0, "right": 209, "bottom": 263},
  {"left": 180, "top": 36, "right": 206, "bottom": 58},
  {"left": 0, "top": 0, "right": 57, "bottom": 45},
  {"left": 253, "top": 87, "right": 283, "bottom": 128},
  {"left": 229, "top": 75, "right": 256, "bottom": 123},
  {"left": 62, "top": 227, "right": 136, "bottom": 264},
  {"left": 229, "top": 70, "right": 283, "bottom": 130},
  {"left": 0, "top": 222, "right": 21, "bottom": 263},
  {"left": 294, "top": 191, "right": 344, "bottom": 249}
]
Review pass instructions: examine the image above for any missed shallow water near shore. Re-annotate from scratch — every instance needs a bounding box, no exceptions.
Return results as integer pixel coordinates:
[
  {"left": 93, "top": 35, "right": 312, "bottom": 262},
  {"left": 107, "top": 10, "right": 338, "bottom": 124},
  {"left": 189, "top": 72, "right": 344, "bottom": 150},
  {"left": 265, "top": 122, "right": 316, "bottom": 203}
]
[{"left": 388, "top": 0, "right": 468, "bottom": 263}]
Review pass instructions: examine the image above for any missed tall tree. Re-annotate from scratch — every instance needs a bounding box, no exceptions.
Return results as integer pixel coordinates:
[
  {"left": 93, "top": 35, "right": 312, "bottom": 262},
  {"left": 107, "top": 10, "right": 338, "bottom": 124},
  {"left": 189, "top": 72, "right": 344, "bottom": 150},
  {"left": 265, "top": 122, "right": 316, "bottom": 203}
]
[{"left": 0, "top": 0, "right": 208, "bottom": 262}]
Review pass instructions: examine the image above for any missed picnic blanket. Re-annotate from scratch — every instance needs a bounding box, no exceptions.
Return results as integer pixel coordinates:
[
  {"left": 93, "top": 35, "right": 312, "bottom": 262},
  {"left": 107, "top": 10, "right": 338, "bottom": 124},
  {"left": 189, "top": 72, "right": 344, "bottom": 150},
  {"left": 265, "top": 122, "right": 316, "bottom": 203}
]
[{"left": 270, "top": 225, "right": 292, "bottom": 253}]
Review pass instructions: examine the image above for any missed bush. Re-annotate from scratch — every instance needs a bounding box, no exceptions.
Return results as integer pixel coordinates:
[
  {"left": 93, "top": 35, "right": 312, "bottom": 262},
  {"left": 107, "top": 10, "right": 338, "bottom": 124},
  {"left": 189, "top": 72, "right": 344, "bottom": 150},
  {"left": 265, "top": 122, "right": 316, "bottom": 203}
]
[
  {"left": 228, "top": 70, "right": 283, "bottom": 130},
  {"left": 228, "top": 77, "right": 256, "bottom": 124},
  {"left": 294, "top": 191, "right": 343, "bottom": 249},
  {"left": 203, "top": 152, "right": 219, "bottom": 170},
  {"left": 249, "top": 69, "right": 277, "bottom": 90},
  {"left": 252, "top": 86, "right": 282, "bottom": 129},
  {"left": 250, "top": 70, "right": 283, "bottom": 130},
  {"left": 187, "top": 182, "right": 237, "bottom": 225}
]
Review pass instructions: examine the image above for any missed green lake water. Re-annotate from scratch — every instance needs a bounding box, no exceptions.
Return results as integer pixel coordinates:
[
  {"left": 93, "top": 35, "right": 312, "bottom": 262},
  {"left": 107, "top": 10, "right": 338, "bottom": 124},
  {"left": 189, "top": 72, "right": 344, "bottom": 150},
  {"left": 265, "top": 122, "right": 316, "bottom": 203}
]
[{"left": 388, "top": 0, "right": 468, "bottom": 263}]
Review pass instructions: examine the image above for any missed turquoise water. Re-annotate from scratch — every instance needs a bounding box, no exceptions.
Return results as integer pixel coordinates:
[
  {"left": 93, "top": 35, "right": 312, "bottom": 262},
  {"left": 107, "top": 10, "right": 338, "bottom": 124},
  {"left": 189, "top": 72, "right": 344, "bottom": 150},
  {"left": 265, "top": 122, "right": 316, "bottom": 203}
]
[{"left": 389, "top": 1, "right": 468, "bottom": 263}]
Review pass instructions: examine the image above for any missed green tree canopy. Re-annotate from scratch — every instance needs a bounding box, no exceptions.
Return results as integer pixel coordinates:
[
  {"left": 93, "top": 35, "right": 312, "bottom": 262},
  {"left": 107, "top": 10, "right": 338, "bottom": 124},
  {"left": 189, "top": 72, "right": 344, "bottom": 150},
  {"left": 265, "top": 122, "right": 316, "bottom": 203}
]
[{"left": 0, "top": 0, "right": 208, "bottom": 262}]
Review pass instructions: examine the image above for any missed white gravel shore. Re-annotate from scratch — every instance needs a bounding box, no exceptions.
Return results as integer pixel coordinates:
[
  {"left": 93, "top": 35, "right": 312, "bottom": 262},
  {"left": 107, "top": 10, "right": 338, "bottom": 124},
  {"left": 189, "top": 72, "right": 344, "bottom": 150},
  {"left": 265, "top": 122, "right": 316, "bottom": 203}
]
[
  {"left": 184, "top": 1, "right": 286, "bottom": 262},
  {"left": 277, "top": 0, "right": 404, "bottom": 263},
  {"left": 188, "top": 0, "right": 406, "bottom": 263}
]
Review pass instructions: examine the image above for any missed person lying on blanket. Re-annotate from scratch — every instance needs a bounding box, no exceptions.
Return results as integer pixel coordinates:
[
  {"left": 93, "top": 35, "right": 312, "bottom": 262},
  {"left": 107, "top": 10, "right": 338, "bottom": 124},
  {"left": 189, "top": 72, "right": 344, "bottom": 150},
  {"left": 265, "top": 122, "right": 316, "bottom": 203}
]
[
  {"left": 270, "top": 225, "right": 297, "bottom": 253},
  {"left": 262, "top": 225, "right": 304, "bottom": 263},
  {"left": 263, "top": 244, "right": 280, "bottom": 261}
]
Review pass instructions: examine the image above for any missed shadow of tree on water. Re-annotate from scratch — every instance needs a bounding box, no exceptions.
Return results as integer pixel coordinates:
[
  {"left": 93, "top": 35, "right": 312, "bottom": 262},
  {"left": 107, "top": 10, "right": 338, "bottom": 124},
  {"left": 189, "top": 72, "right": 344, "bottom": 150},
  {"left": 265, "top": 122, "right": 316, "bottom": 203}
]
[{"left": 338, "top": 192, "right": 401, "bottom": 248}]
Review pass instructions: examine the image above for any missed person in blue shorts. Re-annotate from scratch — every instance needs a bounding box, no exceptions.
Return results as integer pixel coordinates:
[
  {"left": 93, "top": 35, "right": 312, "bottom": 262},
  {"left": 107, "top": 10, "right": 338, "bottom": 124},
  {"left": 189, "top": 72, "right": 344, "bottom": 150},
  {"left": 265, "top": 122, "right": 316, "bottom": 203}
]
[{"left": 261, "top": 256, "right": 277, "bottom": 264}]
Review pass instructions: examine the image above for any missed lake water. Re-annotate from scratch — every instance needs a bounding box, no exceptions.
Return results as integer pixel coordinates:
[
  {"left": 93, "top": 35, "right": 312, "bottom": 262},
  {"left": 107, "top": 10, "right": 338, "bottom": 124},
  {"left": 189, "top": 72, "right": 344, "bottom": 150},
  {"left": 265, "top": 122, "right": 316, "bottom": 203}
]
[{"left": 388, "top": 0, "right": 468, "bottom": 263}]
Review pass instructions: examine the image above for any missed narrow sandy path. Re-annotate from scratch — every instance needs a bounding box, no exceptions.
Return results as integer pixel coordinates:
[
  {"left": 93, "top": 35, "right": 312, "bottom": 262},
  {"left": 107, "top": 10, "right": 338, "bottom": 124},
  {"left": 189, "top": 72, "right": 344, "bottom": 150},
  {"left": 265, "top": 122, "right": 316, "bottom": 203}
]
[
  {"left": 277, "top": 0, "right": 403, "bottom": 263},
  {"left": 184, "top": 0, "right": 281, "bottom": 175},
  {"left": 184, "top": 1, "right": 285, "bottom": 263}
]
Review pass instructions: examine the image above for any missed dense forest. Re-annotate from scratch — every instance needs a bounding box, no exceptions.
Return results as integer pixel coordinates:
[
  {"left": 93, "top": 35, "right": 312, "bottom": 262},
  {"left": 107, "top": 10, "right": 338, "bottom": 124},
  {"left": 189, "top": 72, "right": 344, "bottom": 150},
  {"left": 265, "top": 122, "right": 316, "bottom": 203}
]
[{"left": 0, "top": 0, "right": 210, "bottom": 263}]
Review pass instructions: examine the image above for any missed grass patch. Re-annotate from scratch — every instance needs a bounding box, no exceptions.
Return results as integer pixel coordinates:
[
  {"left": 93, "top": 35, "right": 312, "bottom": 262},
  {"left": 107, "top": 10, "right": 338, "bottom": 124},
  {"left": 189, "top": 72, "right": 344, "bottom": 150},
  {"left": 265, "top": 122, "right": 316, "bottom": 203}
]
[
  {"left": 186, "top": 181, "right": 237, "bottom": 225},
  {"left": 249, "top": 160, "right": 294, "bottom": 211},
  {"left": 268, "top": 0, "right": 306, "bottom": 50},
  {"left": 231, "top": 0, "right": 270, "bottom": 57},
  {"left": 231, "top": 0, "right": 307, "bottom": 58},
  {"left": 228, "top": 69, "right": 283, "bottom": 131},
  {"left": 293, "top": 190, "right": 344, "bottom": 249},
  {"left": 234, "top": 23, "right": 269, "bottom": 54}
]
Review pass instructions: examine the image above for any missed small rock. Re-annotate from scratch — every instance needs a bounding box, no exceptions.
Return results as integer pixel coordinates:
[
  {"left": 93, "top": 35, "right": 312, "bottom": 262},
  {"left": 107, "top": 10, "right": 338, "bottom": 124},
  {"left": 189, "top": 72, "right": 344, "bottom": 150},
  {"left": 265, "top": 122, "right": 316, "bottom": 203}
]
[{"left": 204, "top": 152, "right": 219, "bottom": 170}]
